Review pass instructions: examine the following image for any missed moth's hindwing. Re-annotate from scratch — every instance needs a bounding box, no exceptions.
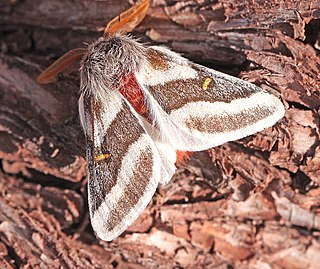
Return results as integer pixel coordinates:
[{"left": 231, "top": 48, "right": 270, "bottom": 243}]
[
  {"left": 79, "top": 90, "right": 174, "bottom": 241},
  {"left": 136, "top": 46, "right": 285, "bottom": 151}
]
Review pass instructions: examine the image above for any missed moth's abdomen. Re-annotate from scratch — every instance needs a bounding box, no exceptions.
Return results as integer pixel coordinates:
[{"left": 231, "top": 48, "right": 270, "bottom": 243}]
[{"left": 119, "top": 72, "right": 148, "bottom": 117}]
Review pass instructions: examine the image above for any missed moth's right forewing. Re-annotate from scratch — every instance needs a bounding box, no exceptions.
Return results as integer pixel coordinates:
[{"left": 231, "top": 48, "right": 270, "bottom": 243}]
[
  {"left": 136, "top": 46, "right": 285, "bottom": 151},
  {"left": 78, "top": 90, "right": 161, "bottom": 241}
]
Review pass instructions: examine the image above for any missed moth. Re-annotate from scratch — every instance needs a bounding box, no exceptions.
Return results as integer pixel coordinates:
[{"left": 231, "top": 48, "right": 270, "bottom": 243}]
[{"left": 37, "top": 0, "right": 285, "bottom": 241}]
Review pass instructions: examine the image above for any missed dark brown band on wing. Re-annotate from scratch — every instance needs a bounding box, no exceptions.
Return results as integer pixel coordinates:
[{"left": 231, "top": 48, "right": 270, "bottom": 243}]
[
  {"left": 86, "top": 98, "right": 145, "bottom": 213},
  {"left": 184, "top": 106, "right": 273, "bottom": 133},
  {"left": 147, "top": 49, "right": 170, "bottom": 71},
  {"left": 105, "top": 147, "right": 154, "bottom": 231},
  {"left": 147, "top": 65, "right": 258, "bottom": 114}
]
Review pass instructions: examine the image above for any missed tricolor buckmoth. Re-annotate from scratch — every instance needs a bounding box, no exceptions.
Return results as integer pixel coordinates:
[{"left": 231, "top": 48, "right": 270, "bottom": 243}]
[{"left": 37, "top": 0, "right": 285, "bottom": 241}]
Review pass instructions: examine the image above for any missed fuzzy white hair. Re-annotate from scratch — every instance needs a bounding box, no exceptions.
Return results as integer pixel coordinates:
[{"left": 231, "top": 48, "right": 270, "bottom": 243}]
[{"left": 80, "top": 34, "right": 148, "bottom": 101}]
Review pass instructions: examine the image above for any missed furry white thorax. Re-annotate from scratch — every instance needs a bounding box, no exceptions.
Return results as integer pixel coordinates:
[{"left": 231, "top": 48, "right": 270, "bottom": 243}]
[{"left": 79, "top": 34, "right": 148, "bottom": 101}]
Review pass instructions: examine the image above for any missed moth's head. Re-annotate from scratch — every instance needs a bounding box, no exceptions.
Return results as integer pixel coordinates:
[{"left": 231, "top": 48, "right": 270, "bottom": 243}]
[
  {"left": 79, "top": 35, "right": 147, "bottom": 98},
  {"left": 79, "top": 0, "right": 151, "bottom": 84}
]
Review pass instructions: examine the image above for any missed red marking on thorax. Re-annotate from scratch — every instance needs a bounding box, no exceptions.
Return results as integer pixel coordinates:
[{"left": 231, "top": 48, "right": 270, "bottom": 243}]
[
  {"left": 119, "top": 74, "right": 193, "bottom": 165},
  {"left": 118, "top": 73, "right": 147, "bottom": 116}
]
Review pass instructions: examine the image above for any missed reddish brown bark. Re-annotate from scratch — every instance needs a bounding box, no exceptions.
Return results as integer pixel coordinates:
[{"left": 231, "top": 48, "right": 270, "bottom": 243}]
[{"left": 0, "top": 0, "right": 319, "bottom": 268}]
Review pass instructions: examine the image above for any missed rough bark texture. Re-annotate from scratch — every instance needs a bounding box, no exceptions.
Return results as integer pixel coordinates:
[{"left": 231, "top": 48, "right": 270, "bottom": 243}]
[{"left": 0, "top": 0, "right": 319, "bottom": 268}]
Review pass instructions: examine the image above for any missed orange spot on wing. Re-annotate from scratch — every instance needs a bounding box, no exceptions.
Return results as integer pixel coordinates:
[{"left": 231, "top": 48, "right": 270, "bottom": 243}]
[
  {"left": 202, "top": 77, "right": 213, "bottom": 90},
  {"left": 95, "top": 153, "right": 111, "bottom": 161},
  {"left": 175, "top": 151, "right": 193, "bottom": 165}
]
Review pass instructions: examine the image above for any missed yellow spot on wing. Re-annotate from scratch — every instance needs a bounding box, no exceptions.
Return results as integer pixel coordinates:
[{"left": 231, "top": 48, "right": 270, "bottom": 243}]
[
  {"left": 95, "top": 153, "right": 111, "bottom": 161},
  {"left": 202, "top": 77, "right": 213, "bottom": 90}
]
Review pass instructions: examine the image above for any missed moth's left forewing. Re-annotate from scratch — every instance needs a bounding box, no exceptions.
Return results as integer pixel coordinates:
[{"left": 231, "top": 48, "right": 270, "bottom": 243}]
[
  {"left": 136, "top": 46, "right": 285, "bottom": 151},
  {"left": 78, "top": 90, "right": 162, "bottom": 241}
]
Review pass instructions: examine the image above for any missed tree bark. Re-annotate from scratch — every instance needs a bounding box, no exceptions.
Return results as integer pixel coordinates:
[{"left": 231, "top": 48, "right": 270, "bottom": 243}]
[{"left": 0, "top": 0, "right": 319, "bottom": 268}]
